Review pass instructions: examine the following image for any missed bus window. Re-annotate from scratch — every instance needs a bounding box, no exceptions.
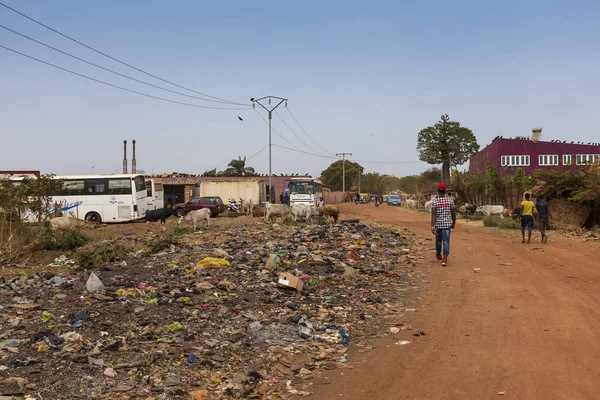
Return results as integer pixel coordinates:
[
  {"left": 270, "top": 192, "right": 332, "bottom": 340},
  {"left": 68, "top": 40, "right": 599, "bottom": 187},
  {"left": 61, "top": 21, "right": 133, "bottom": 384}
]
[
  {"left": 108, "top": 179, "right": 132, "bottom": 195},
  {"left": 134, "top": 176, "right": 146, "bottom": 192},
  {"left": 85, "top": 180, "right": 107, "bottom": 194},
  {"left": 145, "top": 181, "right": 153, "bottom": 197},
  {"left": 62, "top": 180, "right": 85, "bottom": 196}
]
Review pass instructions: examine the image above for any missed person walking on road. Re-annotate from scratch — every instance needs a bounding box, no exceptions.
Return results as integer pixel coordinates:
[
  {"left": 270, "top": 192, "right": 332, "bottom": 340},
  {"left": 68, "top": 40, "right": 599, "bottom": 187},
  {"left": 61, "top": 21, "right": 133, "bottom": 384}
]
[
  {"left": 520, "top": 193, "right": 535, "bottom": 244},
  {"left": 431, "top": 183, "right": 456, "bottom": 267},
  {"left": 536, "top": 196, "right": 551, "bottom": 243}
]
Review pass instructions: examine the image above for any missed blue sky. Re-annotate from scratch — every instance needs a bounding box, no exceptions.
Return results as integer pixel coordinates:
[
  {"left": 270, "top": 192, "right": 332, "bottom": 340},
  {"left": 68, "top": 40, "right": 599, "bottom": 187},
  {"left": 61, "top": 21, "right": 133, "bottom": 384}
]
[{"left": 1, "top": 0, "right": 599, "bottom": 177}]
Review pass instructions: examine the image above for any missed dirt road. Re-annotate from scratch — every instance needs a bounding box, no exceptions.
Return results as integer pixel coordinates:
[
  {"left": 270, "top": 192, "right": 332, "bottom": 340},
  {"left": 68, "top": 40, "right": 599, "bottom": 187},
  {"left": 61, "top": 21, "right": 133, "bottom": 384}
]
[{"left": 308, "top": 204, "right": 600, "bottom": 400}]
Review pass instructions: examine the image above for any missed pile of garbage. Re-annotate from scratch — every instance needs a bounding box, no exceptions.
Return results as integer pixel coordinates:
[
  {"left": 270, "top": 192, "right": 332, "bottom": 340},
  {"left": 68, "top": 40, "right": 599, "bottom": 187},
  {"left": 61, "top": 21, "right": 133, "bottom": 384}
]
[{"left": 0, "top": 221, "right": 426, "bottom": 399}]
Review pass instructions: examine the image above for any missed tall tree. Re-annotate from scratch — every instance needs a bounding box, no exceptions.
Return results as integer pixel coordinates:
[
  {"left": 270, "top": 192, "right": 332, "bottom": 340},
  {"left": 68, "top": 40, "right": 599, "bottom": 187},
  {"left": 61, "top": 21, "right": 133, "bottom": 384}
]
[
  {"left": 361, "top": 173, "right": 386, "bottom": 194},
  {"left": 320, "top": 160, "right": 363, "bottom": 191},
  {"left": 417, "top": 114, "right": 479, "bottom": 184},
  {"left": 224, "top": 156, "right": 255, "bottom": 176}
]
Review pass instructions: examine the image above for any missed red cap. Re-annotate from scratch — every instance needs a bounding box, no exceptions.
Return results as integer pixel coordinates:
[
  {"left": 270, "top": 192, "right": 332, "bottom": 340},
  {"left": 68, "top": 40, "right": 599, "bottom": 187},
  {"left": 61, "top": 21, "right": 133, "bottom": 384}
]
[{"left": 438, "top": 183, "right": 447, "bottom": 191}]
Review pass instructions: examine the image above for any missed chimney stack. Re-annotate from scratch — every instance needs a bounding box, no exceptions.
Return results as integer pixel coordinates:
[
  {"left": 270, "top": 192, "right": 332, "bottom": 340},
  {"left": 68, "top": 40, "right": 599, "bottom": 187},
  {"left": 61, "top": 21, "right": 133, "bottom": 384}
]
[
  {"left": 132, "top": 139, "right": 137, "bottom": 174},
  {"left": 123, "top": 140, "right": 128, "bottom": 174}
]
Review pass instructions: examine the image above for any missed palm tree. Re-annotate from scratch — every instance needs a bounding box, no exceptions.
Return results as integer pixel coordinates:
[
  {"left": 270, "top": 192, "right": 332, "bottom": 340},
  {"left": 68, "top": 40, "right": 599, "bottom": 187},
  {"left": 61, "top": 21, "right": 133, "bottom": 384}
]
[
  {"left": 224, "top": 156, "right": 255, "bottom": 176},
  {"left": 203, "top": 168, "right": 217, "bottom": 177}
]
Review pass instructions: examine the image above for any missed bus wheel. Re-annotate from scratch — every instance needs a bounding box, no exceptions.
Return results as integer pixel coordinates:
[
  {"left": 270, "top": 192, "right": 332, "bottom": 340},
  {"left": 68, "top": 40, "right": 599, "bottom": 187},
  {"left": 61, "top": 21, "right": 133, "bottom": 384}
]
[
  {"left": 176, "top": 209, "right": 185, "bottom": 217},
  {"left": 85, "top": 212, "right": 102, "bottom": 223}
]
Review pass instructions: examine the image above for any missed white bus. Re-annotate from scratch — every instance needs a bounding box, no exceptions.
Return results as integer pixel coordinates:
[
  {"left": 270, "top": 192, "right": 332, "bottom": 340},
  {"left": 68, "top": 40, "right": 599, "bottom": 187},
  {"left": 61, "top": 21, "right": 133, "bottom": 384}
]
[
  {"left": 10, "top": 174, "right": 149, "bottom": 223},
  {"left": 145, "top": 179, "right": 164, "bottom": 210},
  {"left": 288, "top": 178, "right": 323, "bottom": 206}
]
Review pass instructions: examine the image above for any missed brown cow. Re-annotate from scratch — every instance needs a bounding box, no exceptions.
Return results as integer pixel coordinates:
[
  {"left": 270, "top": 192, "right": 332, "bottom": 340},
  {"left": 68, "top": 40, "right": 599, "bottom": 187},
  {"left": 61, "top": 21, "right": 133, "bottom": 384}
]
[{"left": 318, "top": 205, "right": 339, "bottom": 223}]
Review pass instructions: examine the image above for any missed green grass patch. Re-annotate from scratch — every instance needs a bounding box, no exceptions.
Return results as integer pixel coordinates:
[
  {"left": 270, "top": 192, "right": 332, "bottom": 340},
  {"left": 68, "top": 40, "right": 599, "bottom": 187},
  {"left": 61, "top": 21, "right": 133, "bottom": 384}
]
[{"left": 483, "top": 216, "right": 520, "bottom": 230}]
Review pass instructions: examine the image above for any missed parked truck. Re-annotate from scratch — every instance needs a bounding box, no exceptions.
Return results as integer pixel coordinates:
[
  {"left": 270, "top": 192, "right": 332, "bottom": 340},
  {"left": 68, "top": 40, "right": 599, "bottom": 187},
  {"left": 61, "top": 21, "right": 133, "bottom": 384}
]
[{"left": 199, "top": 181, "right": 266, "bottom": 205}]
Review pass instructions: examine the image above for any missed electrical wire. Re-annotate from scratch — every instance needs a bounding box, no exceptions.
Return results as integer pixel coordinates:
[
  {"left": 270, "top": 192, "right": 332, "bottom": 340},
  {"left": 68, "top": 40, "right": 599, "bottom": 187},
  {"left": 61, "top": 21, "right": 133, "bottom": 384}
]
[
  {"left": 0, "top": 23, "right": 248, "bottom": 105},
  {"left": 253, "top": 109, "right": 307, "bottom": 151},
  {"left": 274, "top": 110, "right": 329, "bottom": 157},
  {"left": 272, "top": 144, "right": 338, "bottom": 159},
  {"left": 286, "top": 108, "right": 336, "bottom": 156},
  {"left": 0, "top": 1, "right": 249, "bottom": 106},
  {"left": 246, "top": 144, "right": 269, "bottom": 161},
  {"left": 0, "top": 44, "right": 251, "bottom": 110}
]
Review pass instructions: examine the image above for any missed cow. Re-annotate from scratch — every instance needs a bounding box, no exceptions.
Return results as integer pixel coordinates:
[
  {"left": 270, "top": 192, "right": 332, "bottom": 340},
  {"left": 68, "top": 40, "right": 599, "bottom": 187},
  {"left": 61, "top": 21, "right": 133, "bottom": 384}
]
[
  {"left": 49, "top": 216, "right": 87, "bottom": 230},
  {"left": 252, "top": 205, "right": 266, "bottom": 218},
  {"left": 178, "top": 208, "right": 210, "bottom": 230},
  {"left": 318, "top": 204, "right": 340, "bottom": 223},
  {"left": 424, "top": 200, "right": 433, "bottom": 210},
  {"left": 457, "top": 203, "right": 478, "bottom": 217},
  {"left": 405, "top": 199, "right": 418, "bottom": 210},
  {"left": 264, "top": 204, "right": 292, "bottom": 223},
  {"left": 145, "top": 207, "right": 178, "bottom": 224},
  {"left": 476, "top": 205, "right": 505, "bottom": 218},
  {"left": 291, "top": 204, "right": 314, "bottom": 223},
  {"left": 240, "top": 198, "right": 254, "bottom": 216}
]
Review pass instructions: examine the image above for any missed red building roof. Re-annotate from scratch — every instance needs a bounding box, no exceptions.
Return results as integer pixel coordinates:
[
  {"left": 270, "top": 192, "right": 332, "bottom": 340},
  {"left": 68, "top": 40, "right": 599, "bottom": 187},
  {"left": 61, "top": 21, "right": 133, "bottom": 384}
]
[{"left": 469, "top": 138, "right": 600, "bottom": 175}]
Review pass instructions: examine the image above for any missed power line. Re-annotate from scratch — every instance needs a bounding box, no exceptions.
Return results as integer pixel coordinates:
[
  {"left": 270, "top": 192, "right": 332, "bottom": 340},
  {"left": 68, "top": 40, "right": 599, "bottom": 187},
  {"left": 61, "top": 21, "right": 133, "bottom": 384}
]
[
  {"left": 253, "top": 109, "right": 305, "bottom": 152},
  {"left": 0, "top": 23, "right": 245, "bottom": 105},
  {"left": 286, "top": 108, "right": 336, "bottom": 156},
  {"left": 0, "top": 1, "right": 248, "bottom": 106},
  {"left": 274, "top": 110, "right": 329, "bottom": 156},
  {"left": 272, "top": 144, "right": 336, "bottom": 159},
  {"left": 0, "top": 44, "right": 251, "bottom": 110},
  {"left": 246, "top": 144, "right": 269, "bottom": 161}
]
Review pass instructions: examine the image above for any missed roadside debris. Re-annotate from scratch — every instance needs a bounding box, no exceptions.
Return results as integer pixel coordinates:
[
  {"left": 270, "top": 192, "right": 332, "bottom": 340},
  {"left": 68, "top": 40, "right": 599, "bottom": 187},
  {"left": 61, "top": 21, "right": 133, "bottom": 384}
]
[{"left": 0, "top": 219, "right": 425, "bottom": 398}]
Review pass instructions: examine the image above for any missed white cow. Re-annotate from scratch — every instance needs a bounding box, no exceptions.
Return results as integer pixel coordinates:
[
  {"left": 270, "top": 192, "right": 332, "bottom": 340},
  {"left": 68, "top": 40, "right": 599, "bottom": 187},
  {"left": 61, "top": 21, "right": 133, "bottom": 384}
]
[
  {"left": 476, "top": 205, "right": 505, "bottom": 218},
  {"left": 264, "top": 204, "right": 292, "bottom": 223},
  {"left": 291, "top": 204, "right": 313, "bottom": 223},
  {"left": 49, "top": 216, "right": 87, "bottom": 230},
  {"left": 424, "top": 200, "right": 433, "bottom": 210},
  {"left": 178, "top": 208, "right": 211, "bottom": 230},
  {"left": 240, "top": 198, "right": 254, "bottom": 216},
  {"left": 405, "top": 199, "right": 418, "bottom": 210}
]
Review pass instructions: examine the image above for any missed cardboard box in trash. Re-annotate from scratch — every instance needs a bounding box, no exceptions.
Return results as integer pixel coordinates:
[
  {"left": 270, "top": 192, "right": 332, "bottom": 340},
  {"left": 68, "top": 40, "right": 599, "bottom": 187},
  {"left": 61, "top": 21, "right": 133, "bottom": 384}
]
[{"left": 277, "top": 273, "right": 304, "bottom": 291}]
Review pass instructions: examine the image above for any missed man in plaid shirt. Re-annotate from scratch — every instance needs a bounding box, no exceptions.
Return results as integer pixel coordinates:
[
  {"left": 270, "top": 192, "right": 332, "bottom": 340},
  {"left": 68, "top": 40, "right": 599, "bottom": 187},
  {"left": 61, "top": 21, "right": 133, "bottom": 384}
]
[{"left": 430, "top": 183, "right": 456, "bottom": 266}]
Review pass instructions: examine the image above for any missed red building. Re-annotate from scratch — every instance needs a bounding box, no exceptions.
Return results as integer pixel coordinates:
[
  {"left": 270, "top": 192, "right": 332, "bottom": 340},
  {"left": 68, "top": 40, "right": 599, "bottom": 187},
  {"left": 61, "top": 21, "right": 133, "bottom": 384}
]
[{"left": 469, "top": 134, "right": 600, "bottom": 175}]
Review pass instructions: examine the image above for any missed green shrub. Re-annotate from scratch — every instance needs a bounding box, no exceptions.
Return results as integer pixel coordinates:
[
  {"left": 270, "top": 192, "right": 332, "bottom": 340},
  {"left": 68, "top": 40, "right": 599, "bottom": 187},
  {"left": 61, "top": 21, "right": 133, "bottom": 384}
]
[
  {"left": 78, "top": 241, "right": 129, "bottom": 268},
  {"left": 59, "top": 229, "right": 88, "bottom": 250},
  {"left": 36, "top": 220, "right": 58, "bottom": 250},
  {"left": 483, "top": 216, "right": 520, "bottom": 230},
  {"left": 35, "top": 221, "right": 89, "bottom": 251}
]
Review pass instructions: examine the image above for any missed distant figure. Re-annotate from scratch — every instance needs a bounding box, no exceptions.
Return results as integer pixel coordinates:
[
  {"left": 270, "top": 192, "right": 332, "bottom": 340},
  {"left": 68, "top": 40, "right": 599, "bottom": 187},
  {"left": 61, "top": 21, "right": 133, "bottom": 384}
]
[
  {"left": 283, "top": 192, "right": 290, "bottom": 205},
  {"left": 536, "top": 196, "right": 551, "bottom": 243},
  {"left": 356, "top": 193, "right": 360, "bottom": 204},
  {"left": 318, "top": 197, "right": 324, "bottom": 207},
  {"left": 431, "top": 183, "right": 456, "bottom": 267},
  {"left": 280, "top": 192, "right": 284, "bottom": 204},
  {"left": 520, "top": 193, "right": 535, "bottom": 244}
]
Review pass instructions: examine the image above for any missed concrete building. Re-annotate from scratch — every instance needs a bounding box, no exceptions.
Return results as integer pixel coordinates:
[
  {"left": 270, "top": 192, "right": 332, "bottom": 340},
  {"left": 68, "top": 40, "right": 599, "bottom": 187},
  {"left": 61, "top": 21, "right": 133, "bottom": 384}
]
[{"left": 469, "top": 130, "right": 600, "bottom": 175}]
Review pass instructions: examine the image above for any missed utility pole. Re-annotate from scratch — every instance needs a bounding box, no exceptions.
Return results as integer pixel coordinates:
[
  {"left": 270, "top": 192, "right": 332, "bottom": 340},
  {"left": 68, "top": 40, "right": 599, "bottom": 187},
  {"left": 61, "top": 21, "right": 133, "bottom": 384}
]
[
  {"left": 336, "top": 153, "right": 352, "bottom": 202},
  {"left": 251, "top": 96, "right": 288, "bottom": 203}
]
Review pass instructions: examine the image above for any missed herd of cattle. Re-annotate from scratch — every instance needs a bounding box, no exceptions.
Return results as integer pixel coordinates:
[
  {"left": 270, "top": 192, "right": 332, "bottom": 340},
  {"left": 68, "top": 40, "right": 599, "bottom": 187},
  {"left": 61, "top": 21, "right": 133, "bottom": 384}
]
[
  {"left": 147, "top": 201, "right": 340, "bottom": 230},
  {"left": 403, "top": 198, "right": 517, "bottom": 219},
  {"left": 46, "top": 202, "right": 341, "bottom": 232},
  {"left": 47, "top": 197, "right": 515, "bottom": 232}
]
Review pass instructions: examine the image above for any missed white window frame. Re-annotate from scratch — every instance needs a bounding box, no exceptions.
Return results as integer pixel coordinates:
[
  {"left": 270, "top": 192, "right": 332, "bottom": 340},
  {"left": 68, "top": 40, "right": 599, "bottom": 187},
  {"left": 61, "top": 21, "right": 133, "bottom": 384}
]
[
  {"left": 501, "top": 155, "right": 530, "bottom": 167},
  {"left": 576, "top": 154, "right": 599, "bottom": 165},
  {"left": 563, "top": 154, "right": 572, "bottom": 165},
  {"left": 538, "top": 154, "right": 558, "bottom": 166}
]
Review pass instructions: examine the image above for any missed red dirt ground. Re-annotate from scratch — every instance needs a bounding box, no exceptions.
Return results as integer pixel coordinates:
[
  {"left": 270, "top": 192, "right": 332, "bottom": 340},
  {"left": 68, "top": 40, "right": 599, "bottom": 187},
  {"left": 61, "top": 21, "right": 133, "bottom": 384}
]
[{"left": 306, "top": 203, "right": 600, "bottom": 400}]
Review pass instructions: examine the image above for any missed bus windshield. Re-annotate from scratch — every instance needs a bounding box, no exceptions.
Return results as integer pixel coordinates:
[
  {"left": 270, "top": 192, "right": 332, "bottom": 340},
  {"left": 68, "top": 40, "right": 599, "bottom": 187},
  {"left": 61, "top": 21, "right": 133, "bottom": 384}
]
[{"left": 290, "top": 181, "right": 314, "bottom": 194}]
